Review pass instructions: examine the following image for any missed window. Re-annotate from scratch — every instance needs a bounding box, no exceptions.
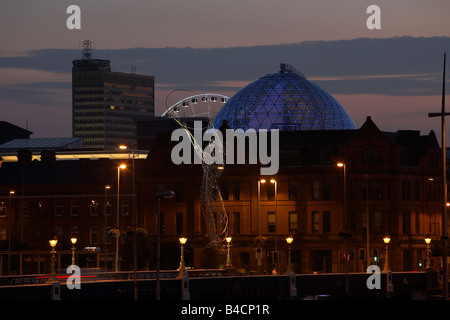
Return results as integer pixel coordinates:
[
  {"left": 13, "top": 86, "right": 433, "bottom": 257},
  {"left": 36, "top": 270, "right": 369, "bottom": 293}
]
[
  {"left": 374, "top": 181, "right": 383, "bottom": 200},
  {"left": 323, "top": 211, "right": 330, "bottom": 233},
  {"left": 323, "top": 181, "right": 331, "bottom": 200},
  {"left": 362, "top": 212, "right": 368, "bottom": 234},
  {"left": 402, "top": 211, "right": 411, "bottom": 234},
  {"left": 415, "top": 212, "right": 420, "bottom": 234},
  {"left": 55, "top": 201, "right": 63, "bottom": 216},
  {"left": 289, "top": 212, "right": 298, "bottom": 234},
  {"left": 176, "top": 212, "right": 183, "bottom": 235},
  {"left": 312, "top": 211, "right": 320, "bottom": 233},
  {"left": 365, "top": 148, "right": 374, "bottom": 165},
  {"left": 221, "top": 182, "right": 229, "bottom": 200},
  {"left": 71, "top": 201, "right": 79, "bottom": 216},
  {"left": 175, "top": 183, "right": 183, "bottom": 201},
  {"left": 267, "top": 211, "right": 276, "bottom": 233},
  {"left": 402, "top": 180, "right": 411, "bottom": 200},
  {"left": 414, "top": 181, "right": 420, "bottom": 201},
  {"left": 121, "top": 201, "right": 129, "bottom": 215},
  {"left": 90, "top": 201, "right": 99, "bottom": 216},
  {"left": 0, "top": 203, "right": 5, "bottom": 217},
  {"left": 233, "top": 182, "right": 240, "bottom": 200},
  {"left": 233, "top": 212, "right": 241, "bottom": 234},
  {"left": 374, "top": 212, "right": 383, "bottom": 234},
  {"left": 289, "top": 181, "right": 298, "bottom": 200},
  {"left": 90, "top": 226, "right": 98, "bottom": 244},
  {"left": 312, "top": 181, "right": 320, "bottom": 200},
  {"left": 104, "top": 201, "right": 111, "bottom": 216},
  {"left": 104, "top": 226, "right": 112, "bottom": 244},
  {"left": 267, "top": 183, "right": 275, "bottom": 200}
]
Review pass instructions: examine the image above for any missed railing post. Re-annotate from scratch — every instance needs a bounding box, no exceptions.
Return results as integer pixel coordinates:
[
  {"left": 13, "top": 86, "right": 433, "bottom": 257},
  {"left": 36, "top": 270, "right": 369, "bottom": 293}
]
[
  {"left": 50, "top": 282, "right": 60, "bottom": 300},
  {"left": 182, "top": 274, "right": 190, "bottom": 300},
  {"left": 289, "top": 274, "right": 297, "bottom": 297}
]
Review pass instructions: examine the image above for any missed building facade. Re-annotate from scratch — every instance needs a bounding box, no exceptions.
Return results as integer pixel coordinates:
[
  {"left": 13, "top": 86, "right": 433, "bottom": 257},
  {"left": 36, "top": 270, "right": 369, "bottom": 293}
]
[
  {"left": 0, "top": 116, "right": 445, "bottom": 274},
  {"left": 72, "top": 43, "right": 155, "bottom": 150},
  {"left": 137, "top": 116, "right": 444, "bottom": 274}
]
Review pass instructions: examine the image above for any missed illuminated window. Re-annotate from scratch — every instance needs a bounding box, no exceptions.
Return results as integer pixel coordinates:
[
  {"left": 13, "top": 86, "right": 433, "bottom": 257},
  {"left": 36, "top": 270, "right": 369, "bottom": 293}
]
[{"left": 267, "top": 211, "right": 276, "bottom": 233}]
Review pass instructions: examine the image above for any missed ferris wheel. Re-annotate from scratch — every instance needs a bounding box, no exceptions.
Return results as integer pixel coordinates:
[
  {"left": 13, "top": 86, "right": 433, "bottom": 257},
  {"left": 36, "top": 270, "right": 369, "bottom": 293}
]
[
  {"left": 161, "top": 90, "right": 230, "bottom": 248},
  {"left": 161, "top": 90, "right": 229, "bottom": 119}
]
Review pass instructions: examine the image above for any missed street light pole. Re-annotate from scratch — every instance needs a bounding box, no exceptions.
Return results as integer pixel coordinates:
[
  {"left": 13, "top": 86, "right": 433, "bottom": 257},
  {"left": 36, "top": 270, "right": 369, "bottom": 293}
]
[
  {"left": 71, "top": 237, "right": 77, "bottom": 265},
  {"left": 48, "top": 238, "right": 58, "bottom": 283},
  {"left": 120, "top": 144, "right": 138, "bottom": 300},
  {"left": 271, "top": 179, "right": 278, "bottom": 274},
  {"left": 285, "top": 236, "right": 293, "bottom": 274},
  {"left": 104, "top": 185, "right": 110, "bottom": 270},
  {"left": 338, "top": 162, "right": 349, "bottom": 295},
  {"left": 116, "top": 164, "right": 126, "bottom": 273},
  {"left": 8, "top": 190, "right": 14, "bottom": 275},
  {"left": 225, "top": 236, "right": 232, "bottom": 267},
  {"left": 178, "top": 236, "right": 187, "bottom": 277},
  {"left": 156, "top": 190, "right": 175, "bottom": 300},
  {"left": 425, "top": 234, "right": 432, "bottom": 269}
]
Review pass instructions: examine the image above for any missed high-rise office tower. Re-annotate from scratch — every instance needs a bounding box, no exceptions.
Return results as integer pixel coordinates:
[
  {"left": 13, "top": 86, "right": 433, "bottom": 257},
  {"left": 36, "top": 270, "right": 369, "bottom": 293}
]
[{"left": 72, "top": 40, "right": 154, "bottom": 149}]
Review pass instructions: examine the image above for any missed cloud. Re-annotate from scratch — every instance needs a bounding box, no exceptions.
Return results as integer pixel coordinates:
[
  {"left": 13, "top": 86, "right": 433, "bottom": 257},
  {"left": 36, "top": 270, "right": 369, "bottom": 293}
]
[
  {"left": 1, "top": 36, "right": 448, "bottom": 94},
  {"left": 1, "top": 36, "right": 449, "bottom": 137}
]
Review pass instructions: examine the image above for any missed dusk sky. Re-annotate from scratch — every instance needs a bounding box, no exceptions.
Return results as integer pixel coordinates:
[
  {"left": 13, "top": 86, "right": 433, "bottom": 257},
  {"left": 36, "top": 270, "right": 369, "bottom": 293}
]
[{"left": 1, "top": 0, "right": 450, "bottom": 140}]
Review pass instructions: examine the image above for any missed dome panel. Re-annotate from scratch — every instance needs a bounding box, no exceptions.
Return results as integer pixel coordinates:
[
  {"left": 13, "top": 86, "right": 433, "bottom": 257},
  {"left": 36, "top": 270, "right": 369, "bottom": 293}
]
[{"left": 213, "top": 64, "right": 356, "bottom": 131}]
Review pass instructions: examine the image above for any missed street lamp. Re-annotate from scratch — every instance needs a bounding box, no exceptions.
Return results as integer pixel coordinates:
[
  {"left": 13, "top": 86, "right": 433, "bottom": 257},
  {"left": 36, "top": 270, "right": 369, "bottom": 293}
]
[
  {"left": 425, "top": 234, "right": 432, "bottom": 269},
  {"left": 115, "top": 164, "right": 126, "bottom": 272},
  {"left": 119, "top": 144, "right": 138, "bottom": 300},
  {"left": 270, "top": 179, "right": 278, "bottom": 273},
  {"left": 156, "top": 190, "right": 175, "bottom": 300},
  {"left": 382, "top": 235, "right": 394, "bottom": 293},
  {"left": 383, "top": 236, "right": 391, "bottom": 272},
  {"left": 104, "top": 185, "right": 110, "bottom": 270},
  {"left": 225, "top": 236, "right": 233, "bottom": 267},
  {"left": 178, "top": 236, "right": 187, "bottom": 277},
  {"left": 48, "top": 238, "right": 58, "bottom": 283},
  {"left": 8, "top": 190, "right": 14, "bottom": 275},
  {"left": 337, "top": 162, "right": 349, "bottom": 295},
  {"left": 71, "top": 237, "right": 77, "bottom": 265},
  {"left": 285, "top": 236, "right": 294, "bottom": 274}
]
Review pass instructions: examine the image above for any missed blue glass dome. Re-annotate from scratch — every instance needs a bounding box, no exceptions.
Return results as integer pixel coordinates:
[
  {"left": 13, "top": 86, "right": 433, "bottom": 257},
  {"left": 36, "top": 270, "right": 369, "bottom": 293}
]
[{"left": 213, "top": 64, "right": 356, "bottom": 131}]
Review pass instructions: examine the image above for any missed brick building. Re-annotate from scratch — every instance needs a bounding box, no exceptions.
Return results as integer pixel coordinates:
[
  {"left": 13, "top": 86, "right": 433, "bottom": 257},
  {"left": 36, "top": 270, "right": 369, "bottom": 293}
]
[{"left": 0, "top": 116, "right": 445, "bottom": 274}]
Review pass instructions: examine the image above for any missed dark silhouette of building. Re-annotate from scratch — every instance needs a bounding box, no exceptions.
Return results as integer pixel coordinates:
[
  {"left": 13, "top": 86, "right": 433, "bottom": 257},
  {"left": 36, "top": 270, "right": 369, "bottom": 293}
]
[
  {"left": 0, "top": 121, "right": 32, "bottom": 145},
  {"left": 72, "top": 40, "right": 154, "bottom": 150}
]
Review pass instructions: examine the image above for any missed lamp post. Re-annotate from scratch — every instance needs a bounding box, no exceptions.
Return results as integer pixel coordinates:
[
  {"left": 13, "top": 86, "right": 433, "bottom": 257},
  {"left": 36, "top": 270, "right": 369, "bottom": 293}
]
[
  {"left": 48, "top": 238, "right": 58, "bottom": 283},
  {"left": 120, "top": 144, "right": 138, "bottom": 300},
  {"left": 383, "top": 236, "right": 391, "bottom": 272},
  {"left": 285, "top": 236, "right": 293, "bottom": 274},
  {"left": 225, "top": 236, "right": 232, "bottom": 267},
  {"left": 270, "top": 179, "right": 278, "bottom": 273},
  {"left": 178, "top": 236, "right": 187, "bottom": 277},
  {"left": 156, "top": 190, "right": 175, "bottom": 300},
  {"left": 425, "top": 234, "right": 431, "bottom": 269},
  {"left": 383, "top": 235, "right": 394, "bottom": 293},
  {"left": 104, "top": 185, "right": 110, "bottom": 270},
  {"left": 337, "top": 162, "right": 349, "bottom": 295},
  {"left": 256, "top": 179, "right": 264, "bottom": 274},
  {"left": 115, "top": 164, "right": 126, "bottom": 272},
  {"left": 71, "top": 237, "right": 77, "bottom": 265},
  {"left": 8, "top": 190, "right": 14, "bottom": 275}
]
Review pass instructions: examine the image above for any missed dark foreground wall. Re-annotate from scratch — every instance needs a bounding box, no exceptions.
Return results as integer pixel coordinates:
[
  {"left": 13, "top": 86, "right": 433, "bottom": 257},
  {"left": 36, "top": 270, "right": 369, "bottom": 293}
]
[{"left": 0, "top": 272, "right": 432, "bottom": 300}]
